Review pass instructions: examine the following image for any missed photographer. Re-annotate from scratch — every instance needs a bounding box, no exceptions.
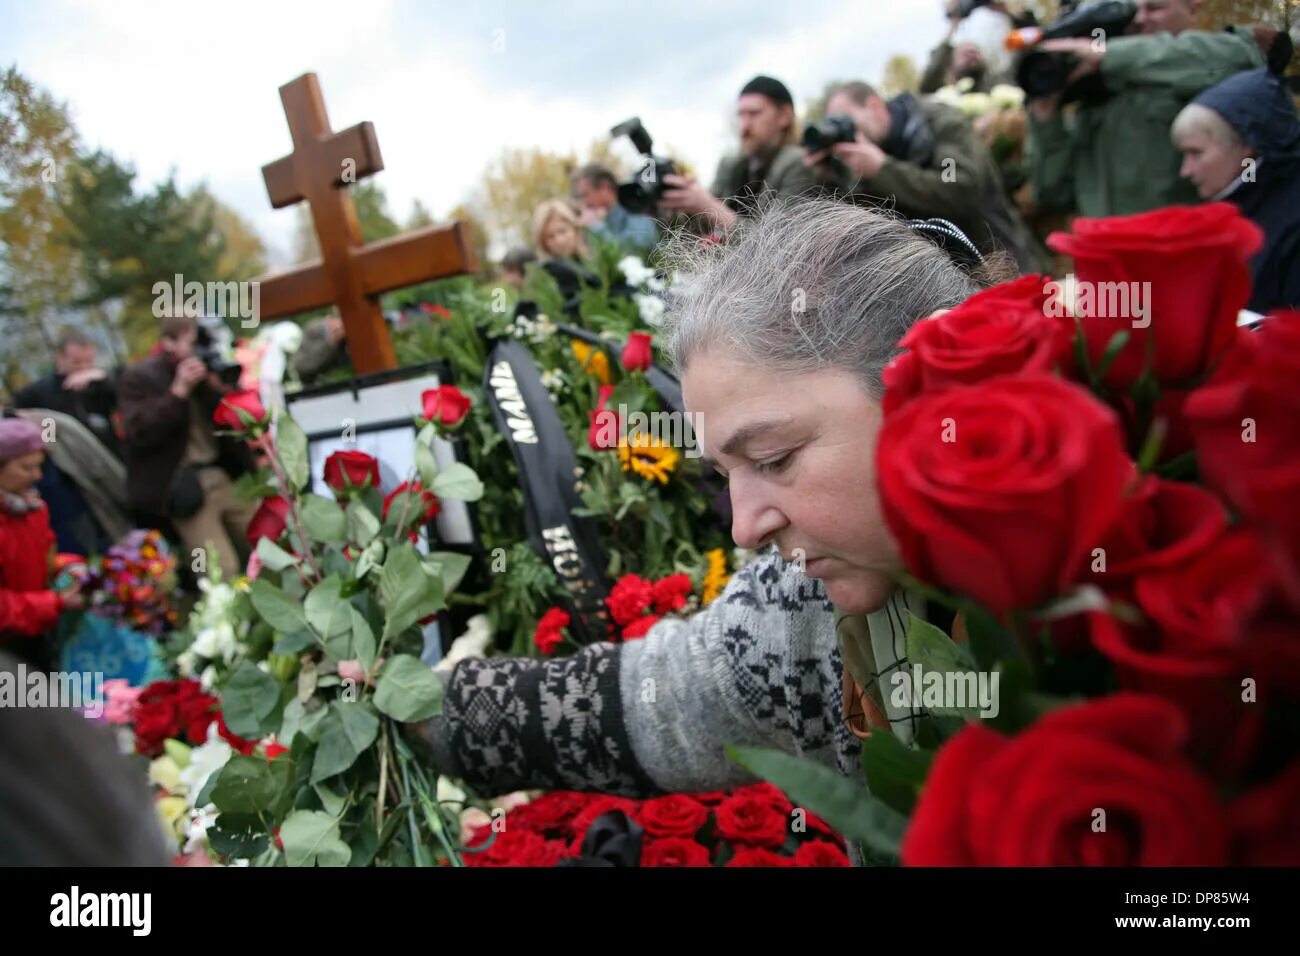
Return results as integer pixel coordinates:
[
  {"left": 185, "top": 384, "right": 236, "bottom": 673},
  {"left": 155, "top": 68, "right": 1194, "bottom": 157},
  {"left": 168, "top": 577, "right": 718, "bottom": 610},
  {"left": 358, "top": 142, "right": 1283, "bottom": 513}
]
[
  {"left": 809, "top": 81, "right": 1046, "bottom": 273},
  {"left": 573, "top": 164, "right": 658, "bottom": 254},
  {"left": 659, "top": 75, "right": 824, "bottom": 234},
  {"left": 117, "top": 314, "right": 258, "bottom": 579},
  {"left": 1025, "top": 0, "right": 1265, "bottom": 217},
  {"left": 920, "top": 1, "right": 1016, "bottom": 93}
]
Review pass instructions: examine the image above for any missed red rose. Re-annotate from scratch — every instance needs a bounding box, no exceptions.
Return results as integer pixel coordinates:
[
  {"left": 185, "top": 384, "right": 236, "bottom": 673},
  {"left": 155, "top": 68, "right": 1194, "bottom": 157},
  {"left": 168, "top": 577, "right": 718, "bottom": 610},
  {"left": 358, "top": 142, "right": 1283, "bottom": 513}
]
[
  {"left": 1087, "top": 476, "right": 1228, "bottom": 590},
  {"left": 508, "top": 792, "right": 585, "bottom": 837},
  {"left": 642, "top": 837, "right": 711, "bottom": 867},
  {"left": 1229, "top": 761, "right": 1300, "bottom": 865},
  {"left": 902, "top": 694, "right": 1229, "bottom": 865},
  {"left": 621, "top": 331, "right": 654, "bottom": 372},
  {"left": 637, "top": 795, "right": 709, "bottom": 838},
  {"left": 650, "top": 573, "right": 692, "bottom": 614},
  {"left": 216, "top": 713, "right": 257, "bottom": 755},
  {"left": 620, "top": 614, "right": 660, "bottom": 641},
  {"left": 588, "top": 385, "right": 619, "bottom": 451},
  {"left": 714, "top": 793, "right": 789, "bottom": 848},
  {"left": 510, "top": 837, "right": 572, "bottom": 867},
  {"left": 246, "top": 496, "right": 291, "bottom": 547},
  {"left": 381, "top": 481, "right": 442, "bottom": 529},
  {"left": 878, "top": 374, "right": 1133, "bottom": 613},
  {"left": 568, "top": 796, "right": 640, "bottom": 842},
  {"left": 1046, "top": 203, "right": 1263, "bottom": 388},
  {"left": 133, "top": 705, "right": 177, "bottom": 756},
  {"left": 323, "top": 450, "right": 379, "bottom": 497},
  {"left": 533, "top": 607, "right": 570, "bottom": 656},
  {"left": 213, "top": 389, "right": 269, "bottom": 433},
  {"left": 607, "top": 574, "right": 652, "bottom": 626},
  {"left": 1186, "top": 311, "right": 1300, "bottom": 604},
  {"left": 421, "top": 385, "right": 472, "bottom": 428},
  {"left": 882, "top": 275, "right": 1071, "bottom": 414},
  {"left": 463, "top": 829, "right": 548, "bottom": 867},
  {"left": 264, "top": 740, "right": 289, "bottom": 760},
  {"left": 794, "top": 840, "right": 852, "bottom": 867},
  {"left": 733, "top": 781, "right": 794, "bottom": 816},
  {"left": 725, "top": 848, "right": 793, "bottom": 867}
]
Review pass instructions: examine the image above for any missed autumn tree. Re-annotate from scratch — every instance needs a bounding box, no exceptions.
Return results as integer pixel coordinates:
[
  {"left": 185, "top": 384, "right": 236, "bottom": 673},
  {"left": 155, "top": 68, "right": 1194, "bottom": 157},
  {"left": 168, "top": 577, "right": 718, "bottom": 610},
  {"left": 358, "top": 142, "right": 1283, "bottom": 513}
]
[{"left": 882, "top": 54, "right": 921, "bottom": 97}]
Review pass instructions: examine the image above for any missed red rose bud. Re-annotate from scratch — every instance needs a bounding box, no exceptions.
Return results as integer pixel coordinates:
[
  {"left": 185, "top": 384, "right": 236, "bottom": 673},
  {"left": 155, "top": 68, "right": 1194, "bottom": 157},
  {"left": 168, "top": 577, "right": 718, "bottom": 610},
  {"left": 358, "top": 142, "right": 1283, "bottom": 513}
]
[
  {"left": 621, "top": 332, "right": 654, "bottom": 372},
  {"left": 323, "top": 450, "right": 380, "bottom": 497},
  {"left": 213, "top": 389, "right": 269, "bottom": 434},
  {"left": 381, "top": 481, "right": 442, "bottom": 525},
  {"left": 588, "top": 385, "right": 619, "bottom": 451},
  {"left": 421, "top": 385, "right": 472, "bottom": 428},
  {"left": 1047, "top": 203, "right": 1263, "bottom": 389},
  {"left": 264, "top": 740, "right": 289, "bottom": 759},
  {"left": 246, "top": 495, "right": 291, "bottom": 548}
]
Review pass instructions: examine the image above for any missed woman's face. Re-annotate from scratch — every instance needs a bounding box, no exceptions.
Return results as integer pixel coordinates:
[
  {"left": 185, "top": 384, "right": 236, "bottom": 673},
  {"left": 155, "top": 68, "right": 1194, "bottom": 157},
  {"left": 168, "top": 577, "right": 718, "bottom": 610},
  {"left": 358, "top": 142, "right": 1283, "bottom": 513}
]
[
  {"left": 543, "top": 215, "right": 580, "bottom": 258},
  {"left": 0, "top": 451, "right": 44, "bottom": 495},
  {"left": 683, "top": 349, "right": 901, "bottom": 614},
  {"left": 1178, "top": 129, "right": 1253, "bottom": 199}
]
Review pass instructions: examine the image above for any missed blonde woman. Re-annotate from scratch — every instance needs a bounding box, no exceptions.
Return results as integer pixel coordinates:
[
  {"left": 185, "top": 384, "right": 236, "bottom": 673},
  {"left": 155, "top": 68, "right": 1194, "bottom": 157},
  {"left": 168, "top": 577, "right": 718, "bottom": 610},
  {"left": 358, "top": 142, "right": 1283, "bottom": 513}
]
[{"left": 532, "top": 199, "right": 589, "bottom": 262}]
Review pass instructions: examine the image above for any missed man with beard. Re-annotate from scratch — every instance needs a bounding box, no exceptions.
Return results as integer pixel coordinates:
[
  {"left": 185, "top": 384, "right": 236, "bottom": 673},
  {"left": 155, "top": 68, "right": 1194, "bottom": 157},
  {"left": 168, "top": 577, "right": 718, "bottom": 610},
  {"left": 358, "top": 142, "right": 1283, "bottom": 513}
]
[{"left": 658, "top": 75, "right": 825, "bottom": 233}]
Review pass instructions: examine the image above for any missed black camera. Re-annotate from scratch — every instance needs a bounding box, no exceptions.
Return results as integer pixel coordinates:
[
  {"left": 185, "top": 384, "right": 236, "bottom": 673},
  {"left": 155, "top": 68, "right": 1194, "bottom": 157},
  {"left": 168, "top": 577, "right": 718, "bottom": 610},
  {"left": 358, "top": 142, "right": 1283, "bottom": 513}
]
[
  {"left": 611, "top": 117, "right": 678, "bottom": 216},
  {"left": 194, "top": 328, "right": 243, "bottom": 387},
  {"left": 1014, "top": 0, "right": 1136, "bottom": 102},
  {"left": 802, "top": 113, "right": 857, "bottom": 153}
]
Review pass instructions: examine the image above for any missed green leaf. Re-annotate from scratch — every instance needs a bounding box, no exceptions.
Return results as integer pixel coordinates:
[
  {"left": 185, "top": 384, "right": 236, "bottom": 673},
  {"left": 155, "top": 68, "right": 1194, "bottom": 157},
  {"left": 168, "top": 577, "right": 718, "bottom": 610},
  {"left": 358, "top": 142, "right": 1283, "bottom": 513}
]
[
  {"left": 256, "top": 536, "right": 301, "bottom": 572},
  {"left": 211, "top": 753, "right": 291, "bottom": 816},
  {"left": 861, "top": 734, "right": 934, "bottom": 817},
  {"left": 373, "top": 654, "right": 444, "bottom": 722},
  {"left": 1095, "top": 329, "right": 1131, "bottom": 382},
  {"left": 727, "top": 744, "right": 908, "bottom": 858},
  {"left": 425, "top": 551, "right": 472, "bottom": 596},
  {"left": 207, "top": 813, "right": 269, "bottom": 860},
  {"left": 305, "top": 574, "right": 351, "bottom": 641},
  {"left": 249, "top": 577, "right": 309, "bottom": 634},
  {"left": 345, "top": 499, "right": 381, "bottom": 548},
  {"left": 416, "top": 442, "right": 440, "bottom": 488},
  {"left": 230, "top": 471, "right": 278, "bottom": 502},
  {"left": 379, "top": 541, "right": 443, "bottom": 640},
  {"left": 273, "top": 630, "right": 318, "bottom": 655},
  {"left": 300, "top": 494, "right": 347, "bottom": 546},
  {"left": 314, "top": 784, "right": 347, "bottom": 818},
  {"left": 280, "top": 809, "right": 351, "bottom": 867},
  {"left": 903, "top": 612, "right": 983, "bottom": 718},
  {"left": 429, "top": 462, "right": 484, "bottom": 502},
  {"left": 310, "top": 702, "right": 379, "bottom": 782},
  {"left": 277, "top": 416, "right": 310, "bottom": 492},
  {"left": 350, "top": 607, "right": 377, "bottom": 671},
  {"left": 221, "top": 660, "right": 284, "bottom": 738}
]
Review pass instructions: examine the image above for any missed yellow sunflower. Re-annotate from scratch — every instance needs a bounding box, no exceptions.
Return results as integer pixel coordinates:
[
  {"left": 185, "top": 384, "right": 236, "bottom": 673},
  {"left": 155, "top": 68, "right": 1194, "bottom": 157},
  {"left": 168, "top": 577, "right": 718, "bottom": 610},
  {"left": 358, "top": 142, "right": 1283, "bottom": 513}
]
[
  {"left": 618, "top": 434, "right": 680, "bottom": 484},
  {"left": 701, "top": 548, "right": 730, "bottom": 605},
  {"left": 571, "top": 340, "right": 612, "bottom": 385}
]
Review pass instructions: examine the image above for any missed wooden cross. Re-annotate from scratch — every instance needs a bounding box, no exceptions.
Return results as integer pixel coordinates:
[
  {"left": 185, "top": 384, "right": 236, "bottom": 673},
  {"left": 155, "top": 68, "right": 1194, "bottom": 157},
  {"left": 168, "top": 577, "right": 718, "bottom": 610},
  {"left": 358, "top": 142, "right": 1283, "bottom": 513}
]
[{"left": 255, "top": 73, "right": 477, "bottom": 374}]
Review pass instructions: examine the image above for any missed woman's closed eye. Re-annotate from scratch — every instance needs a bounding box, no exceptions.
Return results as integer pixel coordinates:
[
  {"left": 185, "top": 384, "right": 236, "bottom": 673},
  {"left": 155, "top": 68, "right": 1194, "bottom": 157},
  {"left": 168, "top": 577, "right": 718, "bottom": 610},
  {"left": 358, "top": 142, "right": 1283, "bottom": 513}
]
[{"left": 755, "top": 452, "right": 793, "bottom": 475}]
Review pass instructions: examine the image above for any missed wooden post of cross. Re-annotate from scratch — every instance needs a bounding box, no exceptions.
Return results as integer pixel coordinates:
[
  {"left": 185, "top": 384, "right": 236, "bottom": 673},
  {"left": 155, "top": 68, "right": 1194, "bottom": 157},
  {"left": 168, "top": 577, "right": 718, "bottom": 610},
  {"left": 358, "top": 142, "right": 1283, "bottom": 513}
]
[{"left": 255, "top": 72, "right": 477, "bottom": 374}]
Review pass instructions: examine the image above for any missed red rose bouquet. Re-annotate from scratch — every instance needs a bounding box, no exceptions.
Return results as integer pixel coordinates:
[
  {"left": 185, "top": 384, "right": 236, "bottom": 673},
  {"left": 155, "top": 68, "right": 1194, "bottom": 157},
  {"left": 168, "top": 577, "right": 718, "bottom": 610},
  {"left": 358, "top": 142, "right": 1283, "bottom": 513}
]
[{"left": 734, "top": 203, "right": 1300, "bottom": 867}]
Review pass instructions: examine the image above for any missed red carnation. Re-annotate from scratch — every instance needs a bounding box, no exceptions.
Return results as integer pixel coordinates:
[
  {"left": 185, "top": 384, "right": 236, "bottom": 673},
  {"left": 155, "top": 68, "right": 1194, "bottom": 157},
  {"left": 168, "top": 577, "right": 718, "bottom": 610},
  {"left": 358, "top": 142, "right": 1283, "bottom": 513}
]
[
  {"left": 621, "top": 614, "right": 660, "bottom": 641},
  {"left": 533, "top": 607, "right": 570, "bottom": 656},
  {"left": 421, "top": 385, "right": 472, "bottom": 428},
  {"left": 607, "top": 574, "right": 653, "bottom": 626},
  {"left": 650, "top": 573, "right": 692, "bottom": 614}
]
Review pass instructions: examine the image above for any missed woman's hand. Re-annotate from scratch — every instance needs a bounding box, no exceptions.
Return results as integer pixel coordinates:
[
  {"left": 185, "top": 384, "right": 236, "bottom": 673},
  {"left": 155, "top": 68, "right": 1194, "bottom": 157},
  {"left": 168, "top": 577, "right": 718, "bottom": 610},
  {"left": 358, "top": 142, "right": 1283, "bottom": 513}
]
[{"left": 58, "top": 583, "right": 85, "bottom": 611}]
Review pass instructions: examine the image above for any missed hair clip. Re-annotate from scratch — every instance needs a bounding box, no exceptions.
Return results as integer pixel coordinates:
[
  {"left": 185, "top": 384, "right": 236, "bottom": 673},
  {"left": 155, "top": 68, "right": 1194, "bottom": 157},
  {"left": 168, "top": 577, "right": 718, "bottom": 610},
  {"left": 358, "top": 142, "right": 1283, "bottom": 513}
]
[{"left": 906, "top": 218, "right": 985, "bottom": 267}]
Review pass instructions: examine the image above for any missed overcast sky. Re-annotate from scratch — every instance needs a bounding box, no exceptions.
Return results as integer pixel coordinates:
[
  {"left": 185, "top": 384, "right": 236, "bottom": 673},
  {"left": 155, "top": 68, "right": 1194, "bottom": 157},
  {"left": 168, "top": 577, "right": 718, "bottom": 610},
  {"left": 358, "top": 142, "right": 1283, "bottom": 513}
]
[{"left": 1, "top": 0, "right": 948, "bottom": 266}]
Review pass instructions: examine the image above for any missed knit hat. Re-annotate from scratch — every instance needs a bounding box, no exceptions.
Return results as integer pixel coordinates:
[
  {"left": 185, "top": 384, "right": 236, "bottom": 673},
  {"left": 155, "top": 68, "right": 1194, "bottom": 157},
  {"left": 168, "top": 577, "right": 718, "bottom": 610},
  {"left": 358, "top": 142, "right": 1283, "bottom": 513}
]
[
  {"left": 740, "top": 75, "right": 794, "bottom": 107},
  {"left": 0, "top": 418, "right": 45, "bottom": 463}
]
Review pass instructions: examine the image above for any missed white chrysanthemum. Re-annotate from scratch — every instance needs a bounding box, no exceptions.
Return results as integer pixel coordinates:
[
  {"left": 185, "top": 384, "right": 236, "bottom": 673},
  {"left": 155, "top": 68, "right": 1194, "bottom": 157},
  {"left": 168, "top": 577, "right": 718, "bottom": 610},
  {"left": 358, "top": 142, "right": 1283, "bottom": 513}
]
[
  {"left": 635, "top": 293, "right": 666, "bottom": 328},
  {"left": 179, "top": 726, "right": 234, "bottom": 808},
  {"left": 539, "top": 369, "right": 566, "bottom": 394},
  {"left": 442, "top": 614, "right": 493, "bottom": 668},
  {"left": 618, "top": 255, "right": 655, "bottom": 287}
]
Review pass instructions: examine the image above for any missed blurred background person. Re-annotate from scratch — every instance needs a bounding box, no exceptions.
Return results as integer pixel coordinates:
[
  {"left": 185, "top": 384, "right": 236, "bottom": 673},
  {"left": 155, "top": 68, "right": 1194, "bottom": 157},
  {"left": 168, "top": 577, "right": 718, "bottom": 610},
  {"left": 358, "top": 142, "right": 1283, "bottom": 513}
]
[
  {"left": 1173, "top": 68, "right": 1300, "bottom": 313},
  {"left": 533, "top": 199, "right": 590, "bottom": 263},
  {"left": 0, "top": 416, "right": 83, "bottom": 672},
  {"left": 14, "top": 327, "right": 122, "bottom": 460},
  {"left": 659, "top": 74, "right": 825, "bottom": 233},
  {"left": 498, "top": 246, "right": 536, "bottom": 287},
  {"left": 573, "top": 163, "right": 659, "bottom": 254},
  {"left": 810, "top": 80, "right": 1045, "bottom": 272},
  {"left": 920, "top": 0, "right": 1019, "bottom": 93},
  {"left": 292, "top": 311, "right": 350, "bottom": 385}
]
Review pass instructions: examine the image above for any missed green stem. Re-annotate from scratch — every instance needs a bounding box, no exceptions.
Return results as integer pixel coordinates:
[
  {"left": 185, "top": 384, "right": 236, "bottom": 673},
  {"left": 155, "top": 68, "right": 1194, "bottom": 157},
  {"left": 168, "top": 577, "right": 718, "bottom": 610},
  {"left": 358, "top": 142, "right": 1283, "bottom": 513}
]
[{"left": 256, "top": 433, "right": 322, "bottom": 582}]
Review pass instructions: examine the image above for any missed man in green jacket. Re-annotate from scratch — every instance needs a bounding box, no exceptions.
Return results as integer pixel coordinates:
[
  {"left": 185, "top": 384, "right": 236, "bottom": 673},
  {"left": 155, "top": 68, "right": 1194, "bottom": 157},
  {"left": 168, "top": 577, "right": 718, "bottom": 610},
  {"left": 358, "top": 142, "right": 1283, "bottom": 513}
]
[
  {"left": 810, "top": 81, "right": 1047, "bottom": 273},
  {"left": 1026, "top": 0, "right": 1264, "bottom": 217},
  {"left": 659, "top": 75, "right": 824, "bottom": 234}
]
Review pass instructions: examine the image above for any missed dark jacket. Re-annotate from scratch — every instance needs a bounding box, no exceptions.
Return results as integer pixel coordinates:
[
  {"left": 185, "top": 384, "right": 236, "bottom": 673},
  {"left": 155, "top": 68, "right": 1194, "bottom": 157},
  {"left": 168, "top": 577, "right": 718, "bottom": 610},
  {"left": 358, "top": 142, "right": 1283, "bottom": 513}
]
[
  {"left": 1027, "top": 27, "right": 1264, "bottom": 217},
  {"left": 711, "top": 144, "right": 825, "bottom": 213},
  {"left": 117, "top": 353, "right": 255, "bottom": 516},
  {"left": 14, "top": 371, "right": 122, "bottom": 459},
  {"left": 829, "top": 94, "right": 1047, "bottom": 273},
  {"left": 1193, "top": 68, "right": 1300, "bottom": 313}
]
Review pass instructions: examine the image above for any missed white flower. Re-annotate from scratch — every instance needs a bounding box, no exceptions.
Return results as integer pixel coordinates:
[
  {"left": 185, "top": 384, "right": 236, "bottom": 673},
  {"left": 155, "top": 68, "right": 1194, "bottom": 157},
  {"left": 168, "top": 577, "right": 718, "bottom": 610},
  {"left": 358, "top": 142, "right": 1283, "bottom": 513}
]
[
  {"left": 437, "top": 777, "right": 467, "bottom": 807},
  {"left": 956, "top": 76, "right": 976, "bottom": 93},
  {"left": 635, "top": 293, "right": 666, "bottom": 328},
  {"left": 177, "top": 650, "right": 196, "bottom": 678},
  {"left": 959, "top": 93, "right": 992, "bottom": 117},
  {"left": 539, "top": 369, "right": 566, "bottom": 395},
  {"left": 442, "top": 614, "right": 493, "bottom": 668},
  {"left": 199, "top": 665, "right": 217, "bottom": 692},
  {"left": 618, "top": 255, "right": 655, "bottom": 287},
  {"left": 178, "top": 725, "right": 234, "bottom": 807},
  {"left": 183, "top": 804, "right": 219, "bottom": 855},
  {"left": 989, "top": 83, "right": 1025, "bottom": 111},
  {"left": 932, "top": 85, "right": 963, "bottom": 108}
]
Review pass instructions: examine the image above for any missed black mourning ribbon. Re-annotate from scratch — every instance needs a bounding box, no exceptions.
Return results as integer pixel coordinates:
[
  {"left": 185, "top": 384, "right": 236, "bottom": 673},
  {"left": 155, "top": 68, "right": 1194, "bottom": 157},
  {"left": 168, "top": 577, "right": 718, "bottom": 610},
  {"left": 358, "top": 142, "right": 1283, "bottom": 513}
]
[{"left": 554, "top": 811, "right": 644, "bottom": 867}]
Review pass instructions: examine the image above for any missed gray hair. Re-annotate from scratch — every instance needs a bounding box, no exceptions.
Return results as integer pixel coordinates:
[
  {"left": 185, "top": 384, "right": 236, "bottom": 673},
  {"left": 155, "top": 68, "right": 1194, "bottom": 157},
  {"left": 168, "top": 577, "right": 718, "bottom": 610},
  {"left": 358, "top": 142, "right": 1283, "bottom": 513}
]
[
  {"left": 1171, "top": 103, "right": 1246, "bottom": 152},
  {"left": 661, "top": 196, "right": 987, "bottom": 397}
]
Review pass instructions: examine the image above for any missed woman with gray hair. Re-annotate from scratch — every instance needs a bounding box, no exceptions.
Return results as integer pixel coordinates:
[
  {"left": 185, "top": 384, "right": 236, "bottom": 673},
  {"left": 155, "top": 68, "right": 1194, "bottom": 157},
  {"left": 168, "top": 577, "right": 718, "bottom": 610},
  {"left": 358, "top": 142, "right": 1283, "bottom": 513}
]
[
  {"left": 1172, "top": 68, "right": 1300, "bottom": 313},
  {"left": 412, "top": 198, "right": 995, "bottom": 862}
]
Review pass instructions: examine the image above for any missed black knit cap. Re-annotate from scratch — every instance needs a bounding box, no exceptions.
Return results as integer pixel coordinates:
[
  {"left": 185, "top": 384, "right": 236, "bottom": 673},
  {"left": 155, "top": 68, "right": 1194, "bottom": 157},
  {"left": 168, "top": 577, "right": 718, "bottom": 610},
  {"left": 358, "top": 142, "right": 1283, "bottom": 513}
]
[{"left": 740, "top": 74, "right": 794, "bottom": 107}]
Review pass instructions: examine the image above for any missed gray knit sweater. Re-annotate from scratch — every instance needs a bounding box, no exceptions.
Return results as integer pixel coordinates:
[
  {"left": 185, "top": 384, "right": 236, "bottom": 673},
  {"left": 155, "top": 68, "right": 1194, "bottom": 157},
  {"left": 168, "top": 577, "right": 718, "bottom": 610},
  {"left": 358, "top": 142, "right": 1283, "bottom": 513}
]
[{"left": 419, "top": 548, "right": 862, "bottom": 800}]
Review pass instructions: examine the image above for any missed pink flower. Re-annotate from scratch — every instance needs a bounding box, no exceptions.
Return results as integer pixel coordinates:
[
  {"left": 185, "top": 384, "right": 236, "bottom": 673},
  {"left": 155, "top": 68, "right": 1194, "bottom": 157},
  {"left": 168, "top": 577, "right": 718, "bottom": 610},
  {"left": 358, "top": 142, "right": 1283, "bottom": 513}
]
[
  {"left": 100, "top": 679, "right": 142, "bottom": 725},
  {"left": 245, "top": 551, "right": 263, "bottom": 580}
]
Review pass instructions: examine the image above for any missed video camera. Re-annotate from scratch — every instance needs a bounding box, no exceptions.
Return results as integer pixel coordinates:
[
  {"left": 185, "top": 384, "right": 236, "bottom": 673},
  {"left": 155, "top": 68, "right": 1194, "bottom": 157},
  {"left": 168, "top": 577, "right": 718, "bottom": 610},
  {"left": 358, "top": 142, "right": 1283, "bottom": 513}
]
[
  {"left": 610, "top": 117, "right": 678, "bottom": 216},
  {"left": 1010, "top": 0, "right": 1136, "bottom": 102}
]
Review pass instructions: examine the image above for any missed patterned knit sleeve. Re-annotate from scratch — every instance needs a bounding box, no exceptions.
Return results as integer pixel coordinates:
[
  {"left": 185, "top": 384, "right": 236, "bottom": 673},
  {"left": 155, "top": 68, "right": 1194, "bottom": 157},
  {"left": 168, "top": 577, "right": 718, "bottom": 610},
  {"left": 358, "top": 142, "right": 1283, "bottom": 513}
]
[{"left": 417, "top": 549, "right": 846, "bottom": 798}]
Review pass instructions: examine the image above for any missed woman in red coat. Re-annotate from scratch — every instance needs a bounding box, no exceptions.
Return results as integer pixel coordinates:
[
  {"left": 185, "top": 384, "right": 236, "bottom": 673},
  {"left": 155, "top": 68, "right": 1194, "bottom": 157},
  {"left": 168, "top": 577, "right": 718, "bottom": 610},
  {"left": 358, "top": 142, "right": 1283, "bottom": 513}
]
[{"left": 0, "top": 417, "right": 83, "bottom": 669}]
